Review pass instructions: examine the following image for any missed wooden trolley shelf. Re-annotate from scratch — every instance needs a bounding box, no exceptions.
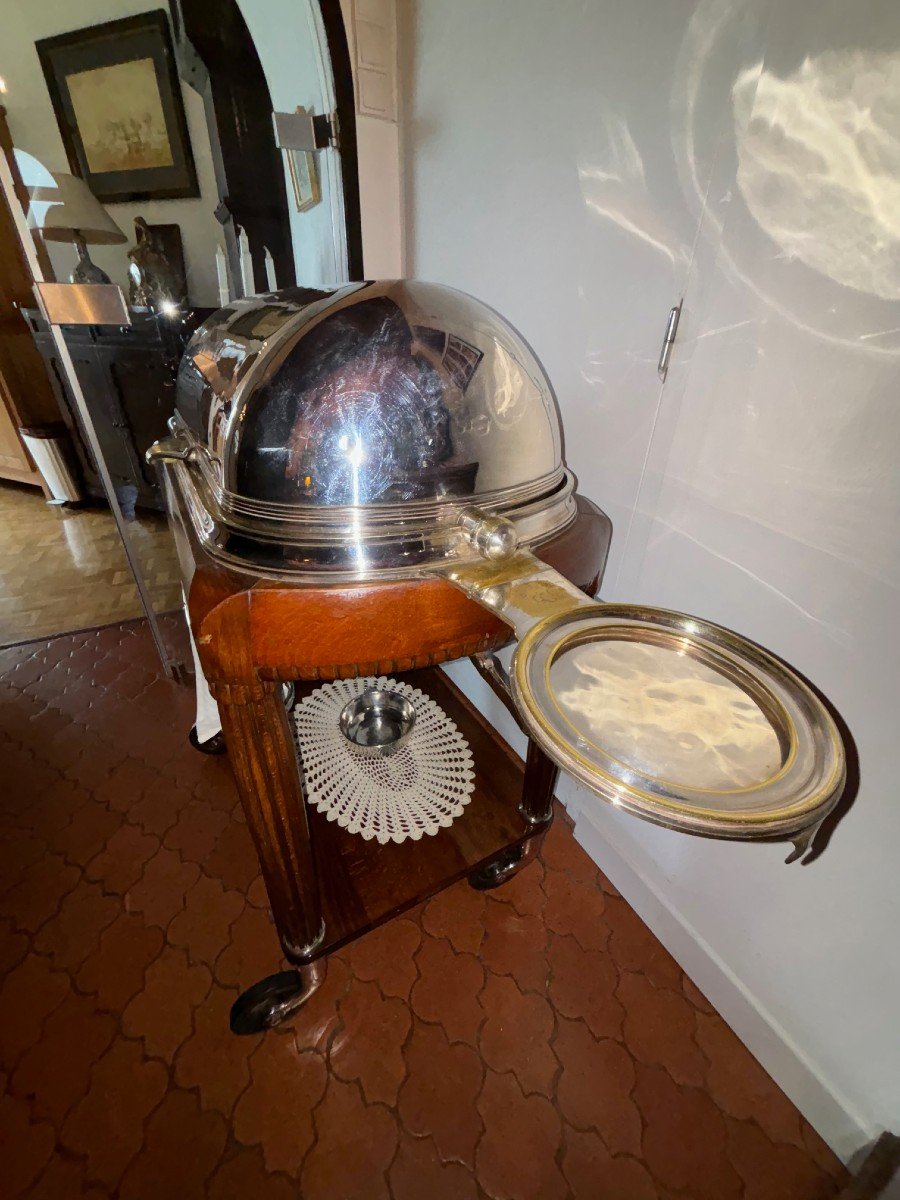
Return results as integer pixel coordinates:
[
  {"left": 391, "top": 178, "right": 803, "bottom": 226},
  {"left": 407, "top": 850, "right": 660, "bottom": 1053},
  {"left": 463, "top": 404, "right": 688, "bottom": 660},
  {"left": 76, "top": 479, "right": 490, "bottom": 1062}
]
[
  {"left": 186, "top": 497, "right": 610, "bottom": 1024},
  {"left": 296, "top": 666, "right": 535, "bottom": 960}
]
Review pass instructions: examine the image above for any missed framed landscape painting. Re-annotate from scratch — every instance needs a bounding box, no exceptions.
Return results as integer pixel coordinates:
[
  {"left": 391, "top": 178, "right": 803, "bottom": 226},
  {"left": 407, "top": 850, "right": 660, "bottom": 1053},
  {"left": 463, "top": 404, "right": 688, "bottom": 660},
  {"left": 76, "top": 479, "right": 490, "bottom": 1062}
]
[
  {"left": 36, "top": 10, "right": 198, "bottom": 203},
  {"left": 288, "top": 147, "right": 321, "bottom": 213}
]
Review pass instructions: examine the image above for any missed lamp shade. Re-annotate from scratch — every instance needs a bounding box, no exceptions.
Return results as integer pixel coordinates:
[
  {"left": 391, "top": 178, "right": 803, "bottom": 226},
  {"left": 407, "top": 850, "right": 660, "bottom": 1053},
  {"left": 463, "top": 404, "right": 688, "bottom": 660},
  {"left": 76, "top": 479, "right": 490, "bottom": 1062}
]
[{"left": 27, "top": 172, "right": 126, "bottom": 245}]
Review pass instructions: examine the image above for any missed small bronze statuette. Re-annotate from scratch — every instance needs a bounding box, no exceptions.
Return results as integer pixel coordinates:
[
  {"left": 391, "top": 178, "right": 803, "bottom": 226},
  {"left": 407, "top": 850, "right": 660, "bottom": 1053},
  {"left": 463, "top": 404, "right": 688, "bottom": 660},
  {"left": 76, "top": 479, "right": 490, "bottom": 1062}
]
[{"left": 127, "top": 217, "right": 187, "bottom": 311}]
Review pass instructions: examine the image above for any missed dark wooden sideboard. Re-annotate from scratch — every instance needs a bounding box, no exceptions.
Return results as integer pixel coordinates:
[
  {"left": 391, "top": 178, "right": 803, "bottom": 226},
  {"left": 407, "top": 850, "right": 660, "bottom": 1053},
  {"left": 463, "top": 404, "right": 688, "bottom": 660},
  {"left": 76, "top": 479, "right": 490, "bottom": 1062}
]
[{"left": 23, "top": 307, "right": 212, "bottom": 513}]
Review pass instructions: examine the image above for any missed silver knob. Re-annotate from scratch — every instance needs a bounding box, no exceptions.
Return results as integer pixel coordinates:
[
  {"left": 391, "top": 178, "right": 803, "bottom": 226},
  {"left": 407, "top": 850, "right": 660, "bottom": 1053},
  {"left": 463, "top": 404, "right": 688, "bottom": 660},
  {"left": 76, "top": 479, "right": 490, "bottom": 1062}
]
[{"left": 458, "top": 507, "right": 519, "bottom": 562}]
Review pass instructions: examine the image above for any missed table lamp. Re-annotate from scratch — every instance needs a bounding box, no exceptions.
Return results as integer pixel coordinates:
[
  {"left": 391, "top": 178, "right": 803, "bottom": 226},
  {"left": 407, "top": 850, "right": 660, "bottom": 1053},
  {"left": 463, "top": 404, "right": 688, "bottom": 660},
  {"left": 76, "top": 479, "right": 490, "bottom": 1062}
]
[{"left": 27, "top": 172, "right": 126, "bottom": 284}]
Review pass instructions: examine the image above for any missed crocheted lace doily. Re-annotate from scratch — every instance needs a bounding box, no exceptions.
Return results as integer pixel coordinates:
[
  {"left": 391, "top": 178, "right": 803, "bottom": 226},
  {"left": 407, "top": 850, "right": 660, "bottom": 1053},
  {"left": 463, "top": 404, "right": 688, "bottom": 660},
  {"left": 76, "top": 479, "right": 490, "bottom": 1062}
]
[{"left": 293, "top": 676, "right": 475, "bottom": 844}]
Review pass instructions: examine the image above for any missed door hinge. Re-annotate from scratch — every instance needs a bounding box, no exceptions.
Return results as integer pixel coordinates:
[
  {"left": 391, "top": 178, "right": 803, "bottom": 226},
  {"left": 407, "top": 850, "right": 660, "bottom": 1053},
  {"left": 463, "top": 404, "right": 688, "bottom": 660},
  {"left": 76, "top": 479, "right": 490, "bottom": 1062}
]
[
  {"left": 273, "top": 108, "right": 339, "bottom": 152},
  {"left": 317, "top": 110, "right": 339, "bottom": 151},
  {"left": 657, "top": 301, "right": 682, "bottom": 381}
]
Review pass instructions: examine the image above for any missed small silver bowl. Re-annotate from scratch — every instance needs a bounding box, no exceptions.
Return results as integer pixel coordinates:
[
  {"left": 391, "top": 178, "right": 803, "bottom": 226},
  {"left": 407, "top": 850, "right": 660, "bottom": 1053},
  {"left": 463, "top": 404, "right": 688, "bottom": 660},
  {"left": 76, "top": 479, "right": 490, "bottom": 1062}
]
[{"left": 338, "top": 688, "right": 416, "bottom": 758}]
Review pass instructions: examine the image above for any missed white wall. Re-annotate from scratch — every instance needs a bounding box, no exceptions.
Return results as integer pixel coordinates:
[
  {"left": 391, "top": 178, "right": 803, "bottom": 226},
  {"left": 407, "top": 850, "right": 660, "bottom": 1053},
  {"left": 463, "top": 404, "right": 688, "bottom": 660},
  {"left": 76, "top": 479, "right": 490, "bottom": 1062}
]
[
  {"left": 399, "top": 0, "right": 900, "bottom": 1160},
  {"left": 340, "top": 0, "right": 404, "bottom": 278},
  {"left": 356, "top": 113, "right": 402, "bottom": 278},
  {"left": 2, "top": 0, "right": 401, "bottom": 302},
  {"left": 1, "top": 0, "right": 223, "bottom": 305}
]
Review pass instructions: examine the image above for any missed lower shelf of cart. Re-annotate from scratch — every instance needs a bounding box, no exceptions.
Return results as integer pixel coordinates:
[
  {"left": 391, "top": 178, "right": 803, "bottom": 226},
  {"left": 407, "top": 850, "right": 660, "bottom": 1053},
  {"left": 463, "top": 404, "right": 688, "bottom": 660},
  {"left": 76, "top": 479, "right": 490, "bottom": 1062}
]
[{"left": 297, "top": 666, "right": 535, "bottom": 961}]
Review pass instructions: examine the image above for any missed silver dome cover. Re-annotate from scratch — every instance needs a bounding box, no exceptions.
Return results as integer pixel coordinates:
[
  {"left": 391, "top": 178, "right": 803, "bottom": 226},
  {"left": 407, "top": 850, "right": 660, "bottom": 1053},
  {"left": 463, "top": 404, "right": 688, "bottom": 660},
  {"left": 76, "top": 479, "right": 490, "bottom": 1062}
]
[
  {"left": 179, "top": 280, "right": 563, "bottom": 507},
  {"left": 153, "top": 281, "right": 577, "bottom": 579}
]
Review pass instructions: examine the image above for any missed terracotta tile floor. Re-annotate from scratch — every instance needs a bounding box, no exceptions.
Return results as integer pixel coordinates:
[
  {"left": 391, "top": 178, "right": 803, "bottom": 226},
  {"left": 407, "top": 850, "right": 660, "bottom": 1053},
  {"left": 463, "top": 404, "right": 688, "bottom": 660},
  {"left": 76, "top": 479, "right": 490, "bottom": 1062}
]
[{"left": 0, "top": 620, "right": 847, "bottom": 1199}]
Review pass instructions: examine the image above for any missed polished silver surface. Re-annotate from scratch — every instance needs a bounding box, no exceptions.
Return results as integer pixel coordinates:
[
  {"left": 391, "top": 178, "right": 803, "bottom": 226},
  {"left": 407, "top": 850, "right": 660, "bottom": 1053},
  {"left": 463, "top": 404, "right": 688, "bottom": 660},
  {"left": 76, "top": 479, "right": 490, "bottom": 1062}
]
[
  {"left": 513, "top": 603, "right": 845, "bottom": 843},
  {"left": 447, "top": 552, "right": 845, "bottom": 846},
  {"left": 35, "top": 281, "right": 131, "bottom": 327},
  {"left": 339, "top": 687, "right": 417, "bottom": 758},
  {"left": 458, "top": 507, "right": 519, "bottom": 562},
  {"left": 150, "top": 280, "right": 575, "bottom": 578}
]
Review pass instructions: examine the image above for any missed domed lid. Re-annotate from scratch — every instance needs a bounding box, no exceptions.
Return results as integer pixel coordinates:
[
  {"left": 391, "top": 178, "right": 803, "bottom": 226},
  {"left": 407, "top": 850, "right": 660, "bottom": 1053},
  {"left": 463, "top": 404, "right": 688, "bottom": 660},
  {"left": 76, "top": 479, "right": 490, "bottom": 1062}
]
[{"left": 176, "top": 280, "right": 565, "bottom": 515}]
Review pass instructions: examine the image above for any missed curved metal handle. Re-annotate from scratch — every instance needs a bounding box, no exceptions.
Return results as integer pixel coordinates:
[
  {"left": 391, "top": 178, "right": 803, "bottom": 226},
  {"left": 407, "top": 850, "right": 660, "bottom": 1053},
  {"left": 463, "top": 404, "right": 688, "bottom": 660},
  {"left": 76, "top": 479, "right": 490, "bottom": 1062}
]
[
  {"left": 146, "top": 429, "right": 219, "bottom": 470},
  {"left": 146, "top": 435, "right": 195, "bottom": 465}
]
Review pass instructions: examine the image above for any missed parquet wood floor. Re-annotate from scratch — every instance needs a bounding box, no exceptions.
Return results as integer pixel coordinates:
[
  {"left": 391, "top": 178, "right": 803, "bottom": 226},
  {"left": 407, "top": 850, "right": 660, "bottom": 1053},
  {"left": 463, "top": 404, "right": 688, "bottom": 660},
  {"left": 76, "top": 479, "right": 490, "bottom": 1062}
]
[{"left": 0, "top": 482, "right": 182, "bottom": 647}]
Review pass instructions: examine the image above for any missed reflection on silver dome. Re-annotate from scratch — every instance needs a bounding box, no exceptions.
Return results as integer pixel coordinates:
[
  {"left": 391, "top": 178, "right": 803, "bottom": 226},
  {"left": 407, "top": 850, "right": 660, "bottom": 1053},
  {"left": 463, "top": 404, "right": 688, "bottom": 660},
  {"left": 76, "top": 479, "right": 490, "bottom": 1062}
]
[
  {"left": 154, "top": 281, "right": 576, "bottom": 581},
  {"left": 179, "top": 280, "right": 564, "bottom": 511}
]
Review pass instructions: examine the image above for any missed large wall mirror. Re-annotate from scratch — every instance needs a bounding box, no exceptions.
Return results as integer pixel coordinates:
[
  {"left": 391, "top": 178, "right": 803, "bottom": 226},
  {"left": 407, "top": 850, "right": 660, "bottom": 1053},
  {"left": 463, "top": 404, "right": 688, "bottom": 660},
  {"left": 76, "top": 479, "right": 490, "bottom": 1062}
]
[{"left": 0, "top": 0, "right": 361, "bottom": 673}]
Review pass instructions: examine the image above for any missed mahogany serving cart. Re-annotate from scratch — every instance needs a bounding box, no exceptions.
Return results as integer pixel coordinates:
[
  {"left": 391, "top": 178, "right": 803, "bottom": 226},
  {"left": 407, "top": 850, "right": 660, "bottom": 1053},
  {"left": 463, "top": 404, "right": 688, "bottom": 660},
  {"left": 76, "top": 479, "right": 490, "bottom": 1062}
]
[{"left": 151, "top": 281, "right": 845, "bottom": 1031}]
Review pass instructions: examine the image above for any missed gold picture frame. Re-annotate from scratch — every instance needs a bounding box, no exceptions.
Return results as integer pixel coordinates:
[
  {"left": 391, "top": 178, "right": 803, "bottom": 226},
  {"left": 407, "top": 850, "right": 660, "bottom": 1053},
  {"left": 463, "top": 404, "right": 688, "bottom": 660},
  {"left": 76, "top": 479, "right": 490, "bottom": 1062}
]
[{"left": 287, "top": 148, "right": 321, "bottom": 213}]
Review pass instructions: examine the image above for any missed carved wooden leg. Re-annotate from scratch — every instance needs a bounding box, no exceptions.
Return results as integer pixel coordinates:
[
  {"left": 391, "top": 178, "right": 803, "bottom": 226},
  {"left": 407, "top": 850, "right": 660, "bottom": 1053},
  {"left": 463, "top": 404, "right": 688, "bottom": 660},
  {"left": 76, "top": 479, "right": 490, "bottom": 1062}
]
[
  {"left": 469, "top": 737, "right": 558, "bottom": 889},
  {"left": 215, "top": 681, "right": 324, "bottom": 961}
]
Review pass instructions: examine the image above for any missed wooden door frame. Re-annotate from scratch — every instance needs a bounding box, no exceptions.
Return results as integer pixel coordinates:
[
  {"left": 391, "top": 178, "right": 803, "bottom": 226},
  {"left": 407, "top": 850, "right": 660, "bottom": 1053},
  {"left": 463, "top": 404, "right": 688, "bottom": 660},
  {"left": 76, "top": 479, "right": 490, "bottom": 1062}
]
[
  {"left": 0, "top": 106, "right": 60, "bottom": 494},
  {"left": 317, "top": 0, "right": 364, "bottom": 281}
]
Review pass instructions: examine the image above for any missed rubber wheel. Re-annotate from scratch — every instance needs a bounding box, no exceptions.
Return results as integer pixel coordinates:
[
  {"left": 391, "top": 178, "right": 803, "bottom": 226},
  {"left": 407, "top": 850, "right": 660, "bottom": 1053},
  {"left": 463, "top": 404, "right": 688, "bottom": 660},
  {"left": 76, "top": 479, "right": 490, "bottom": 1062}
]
[
  {"left": 468, "top": 845, "right": 524, "bottom": 890},
  {"left": 188, "top": 726, "right": 227, "bottom": 755},
  {"left": 229, "top": 971, "right": 306, "bottom": 1035}
]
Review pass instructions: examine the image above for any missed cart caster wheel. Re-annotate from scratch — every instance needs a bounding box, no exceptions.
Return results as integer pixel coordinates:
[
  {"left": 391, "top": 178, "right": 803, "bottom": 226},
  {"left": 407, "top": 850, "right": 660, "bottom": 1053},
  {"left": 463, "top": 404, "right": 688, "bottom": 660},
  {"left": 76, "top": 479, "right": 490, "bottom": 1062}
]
[
  {"left": 469, "top": 844, "right": 525, "bottom": 890},
  {"left": 188, "top": 726, "right": 227, "bottom": 755},
  {"left": 229, "top": 961, "right": 325, "bottom": 1035}
]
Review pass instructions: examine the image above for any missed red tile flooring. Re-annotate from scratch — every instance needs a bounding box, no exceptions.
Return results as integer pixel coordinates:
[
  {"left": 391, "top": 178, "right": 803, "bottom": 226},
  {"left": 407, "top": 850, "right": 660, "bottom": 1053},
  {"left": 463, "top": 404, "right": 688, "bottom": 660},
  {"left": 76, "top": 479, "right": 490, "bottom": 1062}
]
[{"left": 0, "top": 620, "right": 847, "bottom": 1199}]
